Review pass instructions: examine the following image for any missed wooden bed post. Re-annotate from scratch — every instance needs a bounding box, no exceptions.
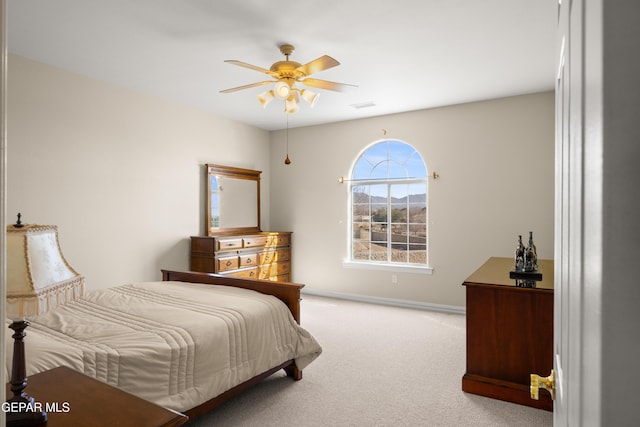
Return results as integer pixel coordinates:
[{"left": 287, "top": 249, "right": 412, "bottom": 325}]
[{"left": 284, "top": 364, "right": 302, "bottom": 381}]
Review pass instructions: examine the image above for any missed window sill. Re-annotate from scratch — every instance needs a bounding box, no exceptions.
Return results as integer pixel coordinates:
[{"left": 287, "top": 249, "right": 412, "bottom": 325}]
[{"left": 342, "top": 260, "right": 433, "bottom": 275}]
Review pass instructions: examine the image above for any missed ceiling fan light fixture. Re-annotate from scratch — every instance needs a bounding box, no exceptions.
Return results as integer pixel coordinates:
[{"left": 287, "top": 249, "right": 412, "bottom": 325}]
[
  {"left": 222, "top": 45, "right": 355, "bottom": 115},
  {"left": 300, "top": 89, "right": 319, "bottom": 107},
  {"left": 274, "top": 81, "right": 291, "bottom": 100},
  {"left": 285, "top": 96, "right": 299, "bottom": 114},
  {"left": 257, "top": 90, "right": 275, "bottom": 107}
]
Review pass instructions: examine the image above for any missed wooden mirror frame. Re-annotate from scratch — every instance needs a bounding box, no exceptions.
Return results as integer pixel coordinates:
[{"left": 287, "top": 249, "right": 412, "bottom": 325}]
[{"left": 206, "top": 164, "right": 261, "bottom": 235}]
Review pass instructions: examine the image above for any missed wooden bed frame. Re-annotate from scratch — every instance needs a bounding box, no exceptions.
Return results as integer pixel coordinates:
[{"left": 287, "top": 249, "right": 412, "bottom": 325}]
[{"left": 161, "top": 269, "right": 305, "bottom": 419}]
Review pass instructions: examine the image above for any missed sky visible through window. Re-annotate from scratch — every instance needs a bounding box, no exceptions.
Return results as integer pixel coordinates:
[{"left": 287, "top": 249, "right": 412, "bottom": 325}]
[
  {"left": 350, "top": 140, "right": 428, "bottom": 266},
  {"left": 353, "top": 140, "right": 426, "bottom": 190}
]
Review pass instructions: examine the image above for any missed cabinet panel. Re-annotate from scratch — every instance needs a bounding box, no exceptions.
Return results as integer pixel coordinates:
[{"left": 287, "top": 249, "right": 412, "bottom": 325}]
[
  {"left": 258, "top": 262, "right": 290, "bottom": 279},
  {"left": 217, "top": 238, "right": 243, "bottom": 251},
  {"left": 243, "top": 236, "right": 268, "bottom": 248},
  {"left": 259, "top": 249, "right": 290, "bottom": 265},
  {"left": 275, "top": 262, "right": 290, "bottom": 275},
  {"left": 267, "top": 235, "right": 290, "bottom": 247},
  {"left": 224, "top": 267, "right": 259, "bottom": 279},
  {"left": 239, "top": 253, "right": 258, "bottom": 268},
  {"left": 217, "top": 256, "right": 239, "bottom": 272}
]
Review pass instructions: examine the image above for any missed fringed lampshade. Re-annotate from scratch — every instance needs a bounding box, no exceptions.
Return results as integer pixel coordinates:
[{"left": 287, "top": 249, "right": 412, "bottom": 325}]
[
  {"left": 5, "top": 220, "right": 84, "bottom": 426},
  {"left": 6, "top": 223, "right": 84, "bottom": 319}
]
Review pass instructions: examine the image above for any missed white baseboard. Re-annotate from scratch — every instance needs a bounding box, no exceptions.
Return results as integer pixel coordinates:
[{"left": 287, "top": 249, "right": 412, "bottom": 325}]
[{"left": 301, "top": 288, "right": 466, "bottom": 315}]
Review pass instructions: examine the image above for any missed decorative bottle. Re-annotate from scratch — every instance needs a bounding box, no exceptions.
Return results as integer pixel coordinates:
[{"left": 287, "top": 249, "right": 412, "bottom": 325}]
[
  {"left": 514, "top": 235, "right": 525, "bottom": 271},
  {"left": 524, "top": 231, "right": 538, "bottom": 272}
]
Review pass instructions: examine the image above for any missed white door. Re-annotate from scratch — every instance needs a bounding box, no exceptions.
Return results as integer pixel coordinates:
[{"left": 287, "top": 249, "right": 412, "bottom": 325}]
[
  {"left": 554, "top": 0, "right": 591, "bottom": 425},
  {"left": 553, "top": 26, "right": 570, "bottom": 425},
  {"left": 554, "top": 0, "right": 579, "bottom": 424}
]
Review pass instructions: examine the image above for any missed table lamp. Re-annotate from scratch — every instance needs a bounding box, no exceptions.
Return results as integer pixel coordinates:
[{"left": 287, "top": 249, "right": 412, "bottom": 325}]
[{"left": 5, "top": 215, "right": 84, "bottom": 426}]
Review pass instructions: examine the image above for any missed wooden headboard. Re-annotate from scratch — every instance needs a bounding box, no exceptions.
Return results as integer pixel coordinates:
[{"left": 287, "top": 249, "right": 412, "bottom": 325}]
[{"left": 161, "top": 270, "right": 304, "bottom": 324}]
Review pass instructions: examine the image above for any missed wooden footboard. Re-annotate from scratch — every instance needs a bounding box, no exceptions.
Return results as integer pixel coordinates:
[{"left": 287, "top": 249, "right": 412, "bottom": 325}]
[
  {"left": 161, "top": 269, "right": 304, "bottom": 323},
  {"left": 161, "top": 270, "right": 305, "bottom": 419},
  {"left": 184, "top": 360, "right": 298, "bottom": 420}
]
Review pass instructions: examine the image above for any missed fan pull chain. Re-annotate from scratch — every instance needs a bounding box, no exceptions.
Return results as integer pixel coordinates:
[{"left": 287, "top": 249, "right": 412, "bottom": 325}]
[{"left": 284, "top": 114, "right": 291, "bottom": 165}]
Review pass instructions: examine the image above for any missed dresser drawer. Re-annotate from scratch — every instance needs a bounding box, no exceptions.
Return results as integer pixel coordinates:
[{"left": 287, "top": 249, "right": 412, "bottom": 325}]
[
  {"left": 239, "top": 253, "right": 258, "bottom": 267},
  {"left": 259, "top": 249, "right": 290, "bottom": 265},
  {"left": 259, "top": 262, "right": 290, "bottom": 279},
  {"left": 217, "top": 238, "right": 243, "bottom": 251},
  {"left": 243, "top": 236, "right": 268, "bottom": 248},
  {"left": 217, "top": 256, "right": 239, "bottom": 272},
  {"left": 266, "top": 234, "right": 290, "bottom": 247},
  {"left": 224, "top": 267, "right": 259, "bottom": 279},
  {"left": 276, "top": 262, "right": 291, "bottom": 275}
]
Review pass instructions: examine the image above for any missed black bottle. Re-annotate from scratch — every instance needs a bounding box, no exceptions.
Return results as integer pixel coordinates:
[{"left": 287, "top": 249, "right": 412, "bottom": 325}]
[
  {"left": 514, "top": 235, "right": 525, "bottom": 271},
  {"left": 524, "top": 231, "right": 538, "bottom": 271}
]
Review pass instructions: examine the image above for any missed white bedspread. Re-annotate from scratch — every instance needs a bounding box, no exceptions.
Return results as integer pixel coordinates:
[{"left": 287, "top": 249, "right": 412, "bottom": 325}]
[{"left": 5, "top": 281, "right": 322, "bottom": 412}]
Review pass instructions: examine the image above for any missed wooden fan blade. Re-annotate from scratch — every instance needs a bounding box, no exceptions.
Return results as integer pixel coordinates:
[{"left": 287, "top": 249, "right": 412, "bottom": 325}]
[
  {"left": 220, "top": 81, "right": 273, "bottom": 93},
  {"left": 301, "top": 78, "right": 357, "bottom": 92},
  {"left": 224, "top": 60, "right": 278, "bottom": 77},
  {"left": 296, "top": 55, "right": 340, "bottom": 76}
]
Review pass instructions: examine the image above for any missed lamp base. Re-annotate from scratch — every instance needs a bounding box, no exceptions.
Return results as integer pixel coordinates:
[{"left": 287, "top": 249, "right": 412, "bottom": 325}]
[
  {"left": 5, "top": 394, "right": 47, "bottom": 427},
  {"left": 6, "top": 320, "right": 47, "bottom": 426}
]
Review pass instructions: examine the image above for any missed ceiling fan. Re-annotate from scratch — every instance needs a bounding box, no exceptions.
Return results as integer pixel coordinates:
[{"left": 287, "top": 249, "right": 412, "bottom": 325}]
[{"left": 220, "top": 44, "right": 356, "bottom": 113}]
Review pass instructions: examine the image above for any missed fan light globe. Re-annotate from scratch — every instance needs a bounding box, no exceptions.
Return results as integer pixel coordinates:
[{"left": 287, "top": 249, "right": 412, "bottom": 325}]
[
  {"left": 300, "top": 89, "right": 319, "bottom": 107},
  {"left": 274, "top": 81, "right": 291, "bottom": 99},
  {"left": 257, "top": 90, "right": 275, "bottom": 107},
  {"left": 285, "top": 97, "right": 299, "bottom": 114}
]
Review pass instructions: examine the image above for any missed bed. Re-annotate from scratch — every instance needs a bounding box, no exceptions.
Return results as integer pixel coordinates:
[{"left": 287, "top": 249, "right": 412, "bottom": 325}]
[{"left": 5, "top": 270, "right": 322, "bottom": 419}]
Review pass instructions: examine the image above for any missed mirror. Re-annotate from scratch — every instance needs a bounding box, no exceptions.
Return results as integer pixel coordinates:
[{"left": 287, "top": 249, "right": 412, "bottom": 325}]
[{"left": 206, "top": 164, "right": 261, "bottom": 235}]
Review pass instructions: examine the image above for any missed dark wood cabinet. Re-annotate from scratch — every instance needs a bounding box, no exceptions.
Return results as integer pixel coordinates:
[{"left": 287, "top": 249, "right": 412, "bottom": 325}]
[{"left": 462, "top": 257, "right": 554, "bottom": 411}]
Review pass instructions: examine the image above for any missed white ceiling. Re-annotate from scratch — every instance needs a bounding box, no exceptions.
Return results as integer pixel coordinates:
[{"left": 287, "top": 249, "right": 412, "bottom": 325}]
[{"left": 7, "top": 0, "right": 557, "bottom": 131}]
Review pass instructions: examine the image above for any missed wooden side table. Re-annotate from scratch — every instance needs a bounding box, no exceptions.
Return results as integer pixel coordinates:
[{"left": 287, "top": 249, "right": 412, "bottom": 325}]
[
  {"left": 461, "top": 257, "right": 554, "bottom": 411},
  {"left": 6, "top": 366, "right": 188, "bottom": 427}
]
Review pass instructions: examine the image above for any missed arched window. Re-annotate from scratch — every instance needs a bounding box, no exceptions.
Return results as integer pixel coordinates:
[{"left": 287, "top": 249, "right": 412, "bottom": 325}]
[{"left": 349, "top": 140, "right": 429, "bottom": 268}]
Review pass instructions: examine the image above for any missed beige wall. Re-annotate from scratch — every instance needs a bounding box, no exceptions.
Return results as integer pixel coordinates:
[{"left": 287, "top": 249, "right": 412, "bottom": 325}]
[
  {"left": 7, "top": 55, "right": 270, "bottom": 289},
  {"left": 269, "top": 92, "right": 555, "bottom": 307}
]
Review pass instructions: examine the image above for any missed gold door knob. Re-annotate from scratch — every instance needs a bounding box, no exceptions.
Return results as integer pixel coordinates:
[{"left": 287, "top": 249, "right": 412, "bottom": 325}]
[{"left": 530, "top": 369, "right": 555, "bottom": 400}]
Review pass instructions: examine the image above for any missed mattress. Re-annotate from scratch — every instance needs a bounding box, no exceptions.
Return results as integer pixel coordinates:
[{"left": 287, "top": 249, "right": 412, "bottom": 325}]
[{"left": 5, "top": 281, "right": 322, "bottom": 412}]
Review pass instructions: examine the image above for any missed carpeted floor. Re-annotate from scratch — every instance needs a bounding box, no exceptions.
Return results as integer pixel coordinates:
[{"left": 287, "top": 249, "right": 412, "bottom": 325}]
[{"left": 185, "top": 294, "right": 553, "bottom": 426}]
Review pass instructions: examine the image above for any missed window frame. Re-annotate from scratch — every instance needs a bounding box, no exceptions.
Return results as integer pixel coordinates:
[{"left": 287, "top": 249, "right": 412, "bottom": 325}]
[{"left": 344, "top": 139, "right": 432, "bottom": 274}]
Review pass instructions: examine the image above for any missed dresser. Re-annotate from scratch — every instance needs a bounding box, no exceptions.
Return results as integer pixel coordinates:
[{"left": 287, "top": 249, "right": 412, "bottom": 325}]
[
  {"left": 190, "top": 232, "right": 292, "bottom": 282},
  {"left": 461, "top": 257, "right": 554, "bottom": 411}
]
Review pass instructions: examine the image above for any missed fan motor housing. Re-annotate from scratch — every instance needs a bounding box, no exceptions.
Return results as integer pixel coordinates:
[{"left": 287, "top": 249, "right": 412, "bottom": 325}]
[{"left": 270, "top": 61, "right": 304, "bottom": 77}]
